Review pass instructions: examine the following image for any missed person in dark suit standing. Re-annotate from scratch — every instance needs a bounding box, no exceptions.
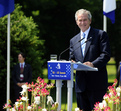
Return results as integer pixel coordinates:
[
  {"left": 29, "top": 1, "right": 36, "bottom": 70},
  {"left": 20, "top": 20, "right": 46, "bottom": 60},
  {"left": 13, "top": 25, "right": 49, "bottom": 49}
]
[
  {"left": 69, "top": 9, "right": 111, "bottom": 111},
  {"left": 12, "top": 52, "right": 32, "bottom": 101}
]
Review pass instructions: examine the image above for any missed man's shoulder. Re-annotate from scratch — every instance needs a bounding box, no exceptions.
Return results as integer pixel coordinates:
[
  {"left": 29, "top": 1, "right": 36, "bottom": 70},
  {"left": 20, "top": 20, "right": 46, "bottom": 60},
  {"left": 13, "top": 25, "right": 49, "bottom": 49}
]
[
  {"left": 89, "top": 27, "right": 108, "bottom": 38},
  {"left": 91, "top": 27, "right": 105, "bottom": 34},
  {"left": 25, "top": 63, "right": 31, "bottom": 67}
]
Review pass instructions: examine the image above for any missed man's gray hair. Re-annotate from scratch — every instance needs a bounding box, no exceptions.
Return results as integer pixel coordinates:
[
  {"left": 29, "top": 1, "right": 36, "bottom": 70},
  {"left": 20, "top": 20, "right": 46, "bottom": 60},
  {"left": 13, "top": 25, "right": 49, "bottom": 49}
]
[{"left": 75, "top": 9, "right": 92, "bottom": 21}]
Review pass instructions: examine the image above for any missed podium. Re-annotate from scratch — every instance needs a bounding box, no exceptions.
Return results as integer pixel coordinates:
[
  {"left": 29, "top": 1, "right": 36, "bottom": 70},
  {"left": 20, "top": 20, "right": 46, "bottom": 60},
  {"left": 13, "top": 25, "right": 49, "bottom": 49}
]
[{"left": 48, "top": 61, "right": 98, "bottom": 111}]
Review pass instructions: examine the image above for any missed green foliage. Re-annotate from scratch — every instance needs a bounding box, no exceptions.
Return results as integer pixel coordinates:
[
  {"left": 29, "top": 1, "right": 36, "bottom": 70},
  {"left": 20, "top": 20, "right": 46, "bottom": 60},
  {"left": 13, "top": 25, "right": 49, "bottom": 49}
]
[{"left": 0, "top": 4, "right": 45, "bottom": 110}]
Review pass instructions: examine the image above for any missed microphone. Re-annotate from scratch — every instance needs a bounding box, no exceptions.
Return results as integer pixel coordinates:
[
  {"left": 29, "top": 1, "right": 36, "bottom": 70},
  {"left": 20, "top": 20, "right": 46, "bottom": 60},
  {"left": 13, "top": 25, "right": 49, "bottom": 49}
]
[
  {"left": 58, "top": 37, "right": 85, "bottom": 60},
  {"left": 70, "top": 37, "right": 92, "bottom": 56}
]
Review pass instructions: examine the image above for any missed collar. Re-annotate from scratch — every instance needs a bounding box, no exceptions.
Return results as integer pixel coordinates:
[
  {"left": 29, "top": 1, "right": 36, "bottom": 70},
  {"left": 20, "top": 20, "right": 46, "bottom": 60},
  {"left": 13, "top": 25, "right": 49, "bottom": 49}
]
[
  {"left": 80, "top": 26, "right": 91, "bottom": 39},
  {"left": 20, "top": 62, "right": 25, "bottom": 67}
]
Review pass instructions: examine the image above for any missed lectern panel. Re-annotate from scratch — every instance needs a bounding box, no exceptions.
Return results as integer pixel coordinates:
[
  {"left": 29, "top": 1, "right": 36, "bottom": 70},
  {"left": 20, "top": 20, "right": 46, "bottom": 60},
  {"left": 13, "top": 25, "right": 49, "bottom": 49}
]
[{"left": 48, "top": 61, "right": 71, "bottom": 80}]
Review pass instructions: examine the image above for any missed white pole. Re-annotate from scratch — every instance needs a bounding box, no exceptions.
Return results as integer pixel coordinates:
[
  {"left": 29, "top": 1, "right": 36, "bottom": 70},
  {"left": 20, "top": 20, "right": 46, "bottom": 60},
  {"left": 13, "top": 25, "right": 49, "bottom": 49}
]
[
  {"left": 56, "top": 80, "right": 62, "bottom": 111},
  {"left": 103, "top": 15, "right": 107, "bottom": 32},
  {"left": 7, "top": 13, "right": 10, "bottom": 111}
]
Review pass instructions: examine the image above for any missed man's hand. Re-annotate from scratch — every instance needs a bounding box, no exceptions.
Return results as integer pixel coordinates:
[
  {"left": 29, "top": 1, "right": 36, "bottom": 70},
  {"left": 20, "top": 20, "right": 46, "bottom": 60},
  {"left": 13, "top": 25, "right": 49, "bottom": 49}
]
[
  {"left": 17, "top": 83, "right": 25, "bottom": 87},
  {"left": 83, "top": 61, "right": 94, "bottom": 67},
  {"left": 71, "top": 60, "right": 76, "bottom": 63}
]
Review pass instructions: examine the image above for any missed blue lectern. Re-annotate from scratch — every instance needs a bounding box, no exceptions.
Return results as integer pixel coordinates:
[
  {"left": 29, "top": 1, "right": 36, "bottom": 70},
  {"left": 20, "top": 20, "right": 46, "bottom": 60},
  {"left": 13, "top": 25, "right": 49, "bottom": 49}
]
[{"left": 48, "top": 61, "right": 98, "bottom": 111}]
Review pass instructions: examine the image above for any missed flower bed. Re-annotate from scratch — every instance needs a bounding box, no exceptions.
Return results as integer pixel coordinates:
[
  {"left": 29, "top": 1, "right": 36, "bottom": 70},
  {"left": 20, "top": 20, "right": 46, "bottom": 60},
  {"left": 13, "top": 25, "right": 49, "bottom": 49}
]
[
  {"left": 3, "top": 78, "right": 121, "bottom": 111},
  {"left": 93, "top": 79, "right": 121, "bottom": 111},
  {"left": 3, "top": 77, "right": 58, "bottom": 111},
  {"left": 75, "top": 79, "right": 121, "bottom": 111}
]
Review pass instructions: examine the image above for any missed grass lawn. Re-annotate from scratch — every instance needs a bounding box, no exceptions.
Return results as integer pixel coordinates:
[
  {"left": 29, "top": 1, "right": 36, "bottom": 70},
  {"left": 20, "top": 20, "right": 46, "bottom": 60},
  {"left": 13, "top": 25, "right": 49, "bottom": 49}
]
[
  {"left": 43, "top": 57, "right": 117, "bottom": 110},
  {"left": 107, "top": 57, "right": 117, "bottom": 83}
]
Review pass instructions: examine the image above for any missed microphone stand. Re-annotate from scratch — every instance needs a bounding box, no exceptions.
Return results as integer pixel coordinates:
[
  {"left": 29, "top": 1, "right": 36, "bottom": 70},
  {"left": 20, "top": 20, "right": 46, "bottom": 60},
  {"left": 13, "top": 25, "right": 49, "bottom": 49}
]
[{"left": 59, "top": 37, "right": 85, "bottom": 60}]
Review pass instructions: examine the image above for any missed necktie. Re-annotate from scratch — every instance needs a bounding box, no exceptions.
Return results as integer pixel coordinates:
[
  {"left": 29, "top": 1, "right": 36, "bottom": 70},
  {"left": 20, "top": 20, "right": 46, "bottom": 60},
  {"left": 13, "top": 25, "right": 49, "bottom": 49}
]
[
  {"left": 81, "top": 33, "right": 86, "bottom": 57},
  {"left": 20, "top": 63, "right": 23, "bottom": 73},
  {"left": 20, "top": 63, "right": 24, "bottom": 81}
]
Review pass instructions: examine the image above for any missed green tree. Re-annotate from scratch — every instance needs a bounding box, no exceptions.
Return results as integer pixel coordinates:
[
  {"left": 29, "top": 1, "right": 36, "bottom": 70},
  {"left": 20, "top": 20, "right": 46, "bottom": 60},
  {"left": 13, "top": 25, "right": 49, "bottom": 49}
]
[{"left": 0, "top": 4, "right": 45, "bottom": 110}]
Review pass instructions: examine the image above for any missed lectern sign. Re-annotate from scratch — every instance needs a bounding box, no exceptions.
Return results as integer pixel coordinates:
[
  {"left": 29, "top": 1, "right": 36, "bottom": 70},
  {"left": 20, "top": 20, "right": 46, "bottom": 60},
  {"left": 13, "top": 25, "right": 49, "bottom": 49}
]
[{"left": 48, "top": 61, "right": 71, "bottom": 80}]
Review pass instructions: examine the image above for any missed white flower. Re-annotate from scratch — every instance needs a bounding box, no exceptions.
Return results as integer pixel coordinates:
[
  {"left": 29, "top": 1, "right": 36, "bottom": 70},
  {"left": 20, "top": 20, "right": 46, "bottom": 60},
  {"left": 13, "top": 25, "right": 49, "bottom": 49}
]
[
  {"left": 20, "top": 90, "right": 26, "bottom": 95},
  {"left": 116, "top": 87, "right": 121, "bottom": 93},
  {"left": 21, "top": 84, "right": 29, "bottom": 92},
  {"left": 27, "top": 106, "right": 32, "bottom": 110},
  {"left": 75, "top": 107, "right": 80, "bottom": 111},
  {"left": 42, "top": 108, "right": 47, "bottom": 111},
  {"left": 99, "top": 100, "right": 107, "bottom": 109},
  {"left": 99, "top": 103, "right": 103, "bottom": 109},
  {"left": 15, "top": 102, "right": 19, "bottom": 108},
  {"left": 47, "top": 96, "right": 54, "bottom": 105},
  {"left": 20, "top": 102, "right": 23, "bottom": 105},
  {"left": 21, "top": 97, "right": 29, "bottom": 102},
  {"left": 102, "top": 100, "right": 107, "bottom": 107},
  {"left": 54, "top": 102, "right": 59, "bottom": 108},
  {"left": 34, "top": 96, "right": 40, "bottom": 105},
  {"left": 116, "top": 87, "right": 121, "bottom": 96},
  {"left": 117, "top": 92, "right": 120, "bottom": 96},
  {"left": 20, "top": 84, "right": 29, "bottom": 96}
]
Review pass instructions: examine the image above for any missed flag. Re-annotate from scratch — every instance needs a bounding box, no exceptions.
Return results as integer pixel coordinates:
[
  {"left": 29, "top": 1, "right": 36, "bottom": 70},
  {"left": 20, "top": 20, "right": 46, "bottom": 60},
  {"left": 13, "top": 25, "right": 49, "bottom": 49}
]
[
  {"left": 103, "top": 0, "right": 116, "bottom": 24},
  {"left": 0, "top": 0, "right": 14, "bottom": 17}
]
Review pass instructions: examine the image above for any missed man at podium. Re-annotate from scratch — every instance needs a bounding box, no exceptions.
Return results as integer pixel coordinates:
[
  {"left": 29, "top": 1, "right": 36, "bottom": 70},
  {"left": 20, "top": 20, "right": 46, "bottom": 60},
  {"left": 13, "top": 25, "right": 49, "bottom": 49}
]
[{"left": 69, "top": 9, "right": 110, "bottom": 111}]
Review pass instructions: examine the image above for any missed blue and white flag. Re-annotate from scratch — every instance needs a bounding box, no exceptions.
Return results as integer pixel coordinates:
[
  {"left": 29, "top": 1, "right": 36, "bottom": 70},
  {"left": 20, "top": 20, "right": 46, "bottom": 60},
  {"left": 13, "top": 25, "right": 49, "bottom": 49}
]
[
  {"left": 103, "top": 0, "right": 116, "bottom": 24},
  {"left": 0, "top": 0, "right": 14, "bottom": 17}
]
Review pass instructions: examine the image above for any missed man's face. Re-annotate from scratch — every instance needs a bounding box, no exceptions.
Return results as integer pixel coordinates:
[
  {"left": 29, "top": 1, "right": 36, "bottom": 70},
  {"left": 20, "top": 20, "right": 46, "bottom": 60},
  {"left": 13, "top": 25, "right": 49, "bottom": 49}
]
[
  {"left": 76, "top": 13, "right": 91, "bottom": 32},
  {"left": 18, "top": 54, "right": 25, "bottom": 63}
]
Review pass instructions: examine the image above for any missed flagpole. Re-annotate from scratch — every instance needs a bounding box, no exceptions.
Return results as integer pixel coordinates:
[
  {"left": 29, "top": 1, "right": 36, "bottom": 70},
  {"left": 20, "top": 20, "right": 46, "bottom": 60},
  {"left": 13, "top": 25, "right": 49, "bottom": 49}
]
[
  {"left": 103, "top": 15, "right": 107, "bottom": 32},
  {"left": 7, "top": 13, "right": 10, "bottom": 111}
]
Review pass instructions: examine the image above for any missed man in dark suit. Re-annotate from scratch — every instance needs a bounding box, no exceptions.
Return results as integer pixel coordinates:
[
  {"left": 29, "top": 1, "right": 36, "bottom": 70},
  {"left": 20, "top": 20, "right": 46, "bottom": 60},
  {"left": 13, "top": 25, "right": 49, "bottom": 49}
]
[
  {"left": 69, "top": 9, "right": 110, "bottom": 111},
  {"left": 12, "top": 52, "right": 32, "bottom": 101}
]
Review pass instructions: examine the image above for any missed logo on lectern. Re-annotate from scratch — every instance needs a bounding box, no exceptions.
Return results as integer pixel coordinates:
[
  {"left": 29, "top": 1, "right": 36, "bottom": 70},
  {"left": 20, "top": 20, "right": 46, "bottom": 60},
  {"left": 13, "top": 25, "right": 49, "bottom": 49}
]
[{"left": 56, "top": 63, "right": 61, "bottom": 69}]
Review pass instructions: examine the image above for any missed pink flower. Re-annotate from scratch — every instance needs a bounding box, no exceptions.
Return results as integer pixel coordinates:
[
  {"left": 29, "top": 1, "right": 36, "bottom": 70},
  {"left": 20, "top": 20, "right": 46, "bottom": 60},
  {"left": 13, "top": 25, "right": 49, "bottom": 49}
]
[
  {"left": 112, "top": 79, "right": 117, "bottom": 87},
  {"left": 41, "top": 88, "right": 49, "bottom": 96},
  {"left": 3, "top": 103, "right": 11, "bottom": 109}
]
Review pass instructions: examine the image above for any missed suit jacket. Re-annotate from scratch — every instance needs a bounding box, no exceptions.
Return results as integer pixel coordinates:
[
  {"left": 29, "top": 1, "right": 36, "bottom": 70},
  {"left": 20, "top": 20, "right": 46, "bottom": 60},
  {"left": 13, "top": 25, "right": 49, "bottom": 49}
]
[
  {"left": 12, "top": 63, "right": 32, "bottom": 86},
  {"left": 70, "top": 27, "right": 111, "bottom": 92}
]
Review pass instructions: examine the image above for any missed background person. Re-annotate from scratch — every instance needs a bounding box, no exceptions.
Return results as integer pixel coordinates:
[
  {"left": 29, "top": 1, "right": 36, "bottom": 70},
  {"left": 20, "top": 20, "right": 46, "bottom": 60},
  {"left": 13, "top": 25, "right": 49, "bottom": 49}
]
[
  {"left": 12, "top": 52, "right": 32, "bottom": 101},
  {"left": 69, "top": 9, "right": 111, "bottom": 111}
]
